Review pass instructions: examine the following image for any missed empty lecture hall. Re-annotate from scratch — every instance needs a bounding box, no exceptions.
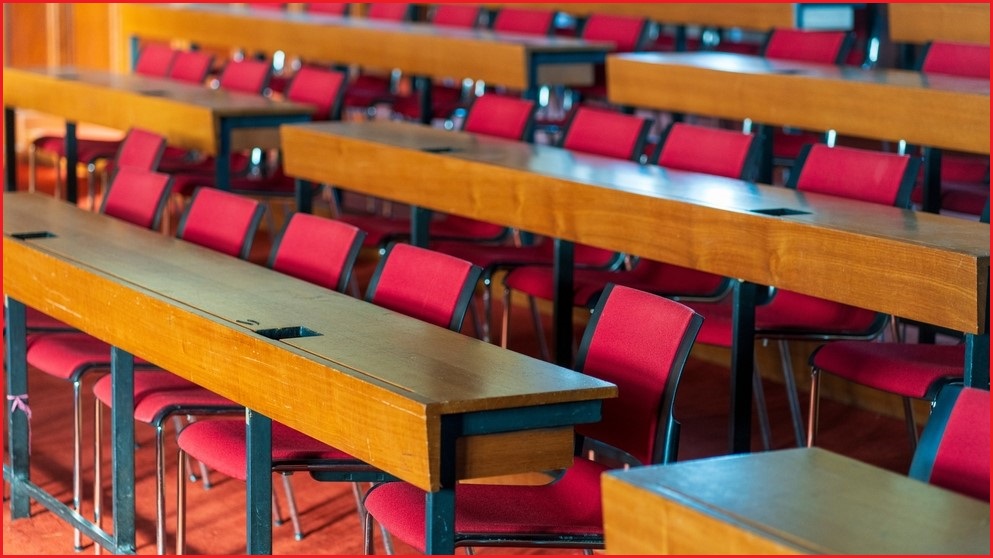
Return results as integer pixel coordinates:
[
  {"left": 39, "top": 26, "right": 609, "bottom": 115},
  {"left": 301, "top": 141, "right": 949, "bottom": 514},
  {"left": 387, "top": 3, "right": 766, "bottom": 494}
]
[{"left": 3, "top": 2, "right": 989, "bottom": 555}]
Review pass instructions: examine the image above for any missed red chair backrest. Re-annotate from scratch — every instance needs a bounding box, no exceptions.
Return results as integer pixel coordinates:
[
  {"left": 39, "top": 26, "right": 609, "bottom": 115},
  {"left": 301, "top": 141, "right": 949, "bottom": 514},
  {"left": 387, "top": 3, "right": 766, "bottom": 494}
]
[
  {"left": 367, "top": 3, "right": 413, "bottom": 21},
  {"left": 560, "top": 106, "right": 651, "bottom": 162},
  {"left": 575, "top": 284, "right": 702, "bottom": 466},
  {"left": 268, "top": 213, "right": 366, "bottom": 293},
  {"left": 762, "top": 28, "right": 853, "bottom": 64},
  {"left": 365, "top": 243, "right": 482, "bottom": 331},
  {"left": 285, "top": 66, "right": 348, "bottom": 121},
  {"left": 135, "top": 43, "right": 177, "bottom": 78},
  {"left": 113, "top": 127, "right": 167, "bottom": 172},
  {"left": 654, "top": 123, "right": 758, "bottom": 180},
  {"left": 919, "top": 41, "right": 990, "bottom": 79},
  {"left": 580, "top": 13, "right": 651, "bottom": 52},
  {"left": 168, "top": 50, "right": 215, "bottom": 84},
  {"left": 909, "top": 385, "right": 990, "bottom": 502},
  {"left": 305, "top": 3, "right": 350, "bottom": 17},
  {"left": 491, "top": 7, "right": 556, "bottom": 36},
  {"left": 218, "top": 59, "right": 271, "bottom": 94},
  {"left": 462, "top": 95, "right": 536, "bottom": 141},
  {"left": 100, "top": 167, "right": 173, "bottom": 231},
  {"left": 431, "top": 4, "right": 482, "bottom": 28},
  {"left": 177, "top": 188, "right": 265, "bottom": 259},
  {"left": 787, "top": 144, "right": 919, "bottom": 208},
  {"left": 246, "top": 3, "right": 286, "bottom": 11}
]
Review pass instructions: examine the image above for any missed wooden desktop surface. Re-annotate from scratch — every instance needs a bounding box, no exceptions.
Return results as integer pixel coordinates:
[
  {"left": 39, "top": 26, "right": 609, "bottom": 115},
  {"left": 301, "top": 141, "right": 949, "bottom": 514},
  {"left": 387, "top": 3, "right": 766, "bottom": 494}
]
[
  {"left": 601, "top": 447, "right": 991, "bottom": 555},
  {"left": 281, "top": 120, "right": 989, "bottom": 336},
  {"left": 2, "top": 192, "right": 615, "bottom": 493},
  {"left": 607, "top": 52, "right": 990, "bottom": 156},
  {"left": 118, "top": 3, "right": 610, "bottom": 91},
  {"left": 887, "top": 3, "right": 990, "bottom": 45},
  {"left": 3, "top": 66, "right": 313, "bottom": 155}
]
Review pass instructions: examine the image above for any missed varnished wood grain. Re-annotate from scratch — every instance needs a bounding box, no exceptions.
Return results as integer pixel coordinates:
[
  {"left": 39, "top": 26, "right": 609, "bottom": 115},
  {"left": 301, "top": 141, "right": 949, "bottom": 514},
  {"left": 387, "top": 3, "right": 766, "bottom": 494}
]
[
  {"left": 118, "top": 3, "right": 608, "bottom": 89},
  {"left": 602, "top": 448, "right": 990, "bottom": 555},
  {"left": 2, "top": 66, "right": 313, "bottom": 154},
  {"left": 480, "top": 3, "right": 796, "bottom": 30},
  {"left": 888, "top": 3, "right": 990, "bottom": 45},
  {"left": 607, "top": 52, "right": 990, "bottom": 155},
  {"left": 3, "top": 193, "right": 614, "bottom": 491},
  {"left": 281, "top": 120, "right": 989, "bottom": 334}
]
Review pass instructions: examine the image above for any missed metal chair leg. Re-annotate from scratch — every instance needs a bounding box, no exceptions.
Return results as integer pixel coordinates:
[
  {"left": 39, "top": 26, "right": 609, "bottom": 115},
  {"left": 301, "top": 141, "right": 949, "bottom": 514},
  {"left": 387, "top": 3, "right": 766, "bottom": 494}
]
[
  {"left": 176, "top": 450, "right": 188, "bottom": 555},
  {"left": 73, "top": 380, "right": 85, "bottom": 551},
  {"left": 777, "top": 340, "right": 807, "bottom": 448},
  {"left": 279, "top": 473, "right": 304, "bottom": 540},
  {"left": 902, "top": 396, "right": 919, "bottom": 450},
  {"left": 750, "top": 361, "right": 772, "bottom": 451},
  {"left": 155, "top": 424, "right": 168, "bottom": 554},
  {"left": 526, "top": 294, "right": 550, "bottom": 362},
  {"left": 807, "top": 366, "right": 822, "bottom": 447},
  {"left": 93, "top": 399, "right": 104, "bottom": 555},
  {"left": 500, "top": 287, "right": 512, "bottom": 350}
]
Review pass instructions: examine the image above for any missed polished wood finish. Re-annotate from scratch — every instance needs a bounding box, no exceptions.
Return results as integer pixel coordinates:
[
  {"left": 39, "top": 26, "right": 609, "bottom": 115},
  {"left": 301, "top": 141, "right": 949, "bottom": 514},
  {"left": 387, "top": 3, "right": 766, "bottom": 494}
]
[
  {"left": 601, "top": 447, "right": 990, "bottom": 555},
  {"left": 607, "top": 52, "right": 990, "bottom": 155},
  {"left": 281, "top": 120, "right": 990, "bottom": 335},
  {"left": 3, "top": 66, "right": 314, "bottom": 154},
  {"left": 888, "top": 3, "right": 990, "bottom": 46},
  {"left": 2, "top": 192, "right": 614, "bottom": 492},
  {"left": 118, "top": 3, "right": 609, "bottom": 90},
  {"left": 479, "top": 3, "right": 797, "bottom": 30}
]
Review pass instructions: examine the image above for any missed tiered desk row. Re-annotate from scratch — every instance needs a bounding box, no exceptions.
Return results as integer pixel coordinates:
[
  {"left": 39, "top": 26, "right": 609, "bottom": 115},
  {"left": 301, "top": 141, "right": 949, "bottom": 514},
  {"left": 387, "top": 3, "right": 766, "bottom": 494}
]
[{"left": 4, "top": 2, "right": 990, "bottom": 555}]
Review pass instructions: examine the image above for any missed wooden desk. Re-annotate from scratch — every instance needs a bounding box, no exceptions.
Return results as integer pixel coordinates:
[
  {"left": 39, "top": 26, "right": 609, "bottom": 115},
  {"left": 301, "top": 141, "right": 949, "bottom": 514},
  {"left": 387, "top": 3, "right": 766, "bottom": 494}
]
[
  {"left": 3, "top": 66, "right": 314, "bottom": 203},
  {"left": 601, "top": 447, "right": 991, "bottom": 554},
  {"left": 607, "top": 51, "right": 990, "bottom": 210},
  {"left": 3, "top": 192, "right": 615, "bottom": 554},
  {"left": 888, "top": 3, "right": 990, "bottom": 46},
  {"left": 118, "top": 3, "right": 611, "bottom": 116},
  {"left": 280, "top": 120, "right": 990, "bottom": 453}
]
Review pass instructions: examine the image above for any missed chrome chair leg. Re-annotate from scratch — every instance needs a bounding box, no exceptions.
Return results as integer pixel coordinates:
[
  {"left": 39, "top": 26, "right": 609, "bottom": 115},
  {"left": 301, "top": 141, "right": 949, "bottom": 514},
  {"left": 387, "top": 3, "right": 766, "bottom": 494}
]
[{"left": 777, "top": 340, "right": 807, "bottom": 447}]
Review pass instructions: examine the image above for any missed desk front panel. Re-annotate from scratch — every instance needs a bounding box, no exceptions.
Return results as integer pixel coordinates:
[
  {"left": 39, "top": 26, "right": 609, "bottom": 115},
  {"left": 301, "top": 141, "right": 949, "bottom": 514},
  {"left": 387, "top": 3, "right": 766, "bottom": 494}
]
[
  {"left": 3, "top": 193, "right": 614, "bottom": 491},
  {"left": 607, "top": 52, "right": 990, "bottom": 155},
  {"left": 282, "top": 121, "right": 989, "bottom": 335},
  {"left": 601, "top": 448, "right": 991, "bottom": 554},
  {"left": 119, "top": 3, "right": 607, "bottom": 90}
]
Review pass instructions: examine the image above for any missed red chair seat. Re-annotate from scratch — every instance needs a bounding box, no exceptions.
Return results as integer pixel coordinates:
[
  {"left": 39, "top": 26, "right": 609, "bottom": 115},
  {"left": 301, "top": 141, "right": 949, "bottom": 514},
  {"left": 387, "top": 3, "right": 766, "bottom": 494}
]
[
  {"left": 26, "top": 333, "right": 153, "bottom": 381},
  {"left": 811, "top": 342, "right": 963, "bottom": 398},
  {"left": 177, "top": 419, "right": 354, "bottom": 480},
  {"left": 389, "top": 83, "right": 466, "bottom": 122},
  {"left": 688, "top": 290, "right": 880, "bottom": 348},
  {"left": 363, "top": 457, "right": 609, "bottom": 552}
]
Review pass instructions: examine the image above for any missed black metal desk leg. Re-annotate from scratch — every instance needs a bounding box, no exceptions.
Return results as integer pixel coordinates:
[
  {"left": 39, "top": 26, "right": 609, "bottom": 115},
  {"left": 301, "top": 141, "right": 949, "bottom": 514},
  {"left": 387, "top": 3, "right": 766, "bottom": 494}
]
[{"left": 729, "top": 280, "right": 758, "bottom": 454}]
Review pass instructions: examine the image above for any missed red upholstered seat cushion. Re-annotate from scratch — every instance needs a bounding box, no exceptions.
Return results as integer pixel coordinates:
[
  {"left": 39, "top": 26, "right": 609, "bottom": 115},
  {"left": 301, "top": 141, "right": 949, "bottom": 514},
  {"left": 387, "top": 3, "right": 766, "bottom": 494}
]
[
  {"left": 688, "top": 290, "right": 879, "bottom": 347},
  {"left": 177, "top": 419, "right": 354, "bottom": 480},
  {"left": 27, "top": 333, "right": 152, "bottom": 381},
  {"left": 92, "top": 371, "right": 236, "bottom": 423},
  {"left": 811, "top": 342, "right": 963, "bottom": 399},
  {"left": 928, "top": 387, "right": 990, "bottom": 501},
  {"left": 363, "top": 457, "right": 609, "bottom": 552}
]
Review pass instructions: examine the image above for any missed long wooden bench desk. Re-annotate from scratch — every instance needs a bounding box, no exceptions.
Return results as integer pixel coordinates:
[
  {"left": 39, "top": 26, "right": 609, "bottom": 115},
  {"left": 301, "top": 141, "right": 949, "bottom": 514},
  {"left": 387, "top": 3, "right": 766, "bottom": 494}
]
[
  {"left": 2, "top": 66, "right": 314, "bottom": 203},
  {"left": 280, "top": 120, "right": 990, "bottom": 454},
  {"left": 3, "top": 192, "right": 616, "bottom": 554},
  {"left": 606, "top": 51, "right": 991, "bottom": 212},
  {"left": 117, "top": 3, "right": 611, "bottom": 121},
  {"left": 601, "top": 447, "right": 990, "bottom": 554}
]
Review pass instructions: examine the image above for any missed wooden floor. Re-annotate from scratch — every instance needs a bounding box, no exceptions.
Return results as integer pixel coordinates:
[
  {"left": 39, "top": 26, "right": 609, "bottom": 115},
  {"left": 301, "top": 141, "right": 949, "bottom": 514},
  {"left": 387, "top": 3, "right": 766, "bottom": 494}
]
[{"left": 3, "top": 158, "right": 917, "bottom": 555}]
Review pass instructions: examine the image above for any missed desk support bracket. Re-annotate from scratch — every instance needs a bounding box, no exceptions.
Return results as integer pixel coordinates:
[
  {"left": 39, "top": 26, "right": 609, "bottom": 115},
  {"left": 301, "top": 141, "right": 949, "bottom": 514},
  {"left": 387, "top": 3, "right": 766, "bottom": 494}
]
[{"left": 246, "top": 409, "right": 273, "bottom": 555}]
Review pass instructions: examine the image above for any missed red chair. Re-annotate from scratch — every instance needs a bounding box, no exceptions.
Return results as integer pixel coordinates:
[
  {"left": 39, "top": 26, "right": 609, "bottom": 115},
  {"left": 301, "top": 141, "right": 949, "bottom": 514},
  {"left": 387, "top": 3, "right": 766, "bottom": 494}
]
[
  {"left": 27, "top": 43, "right": 180, "bottom": 201},
  {"left": 303, "top": 3, "right": 350, "bottom": 16},
  {"left": 806, "top": 204, "right": 989, "bottom": 449},
  {"left": 166, "top": 49, "right": 215, "bottom": 84},
  {"left": 433, "top": 106, "right": 651, "bottom": 345},
  {"left": 174, "top": 242, "right": 482, "bottom": 553},
  {"left": 362, "top": 284, "right": 703, "bottom": 553},
  {"left": 168, "top": 66, "right": 349, "bottom": 212},
  {"left": 907, "top": 385, "right": 989, "bottom": 502},
  {"left": 758, "top": 28, "right": 857, "bottom": 175},
  {"left": 17, "top": 164, "right": 176, "bottom": 552},
  {"left": 501, "top": 122, "right": 758, "bottom": 360},
  {"left": 910, "top": 41, "right": 990, "bottom": 216},
  {"left": 89, "top": 210, "right": 362, "bottom": 553},
  {"left": 684, "top": 143, "right": 920, "bottom": 448},
  {"left": 387, "top": 4, "right": 485, "bottom": 123},
  {"left": 339, "top": 3, "right": 416, "bottom": 118},
  {"left": 335, "top": 94, "right": 537, "bottom": 250},
  {"left": 490, "top": 6, "right": 556, "bottom": 35}
]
